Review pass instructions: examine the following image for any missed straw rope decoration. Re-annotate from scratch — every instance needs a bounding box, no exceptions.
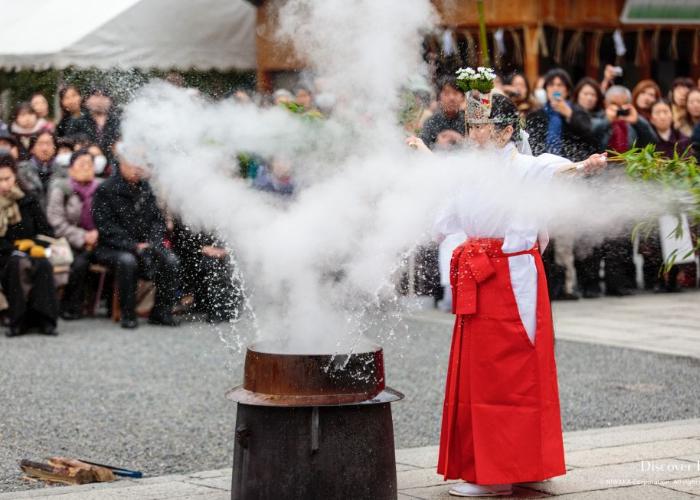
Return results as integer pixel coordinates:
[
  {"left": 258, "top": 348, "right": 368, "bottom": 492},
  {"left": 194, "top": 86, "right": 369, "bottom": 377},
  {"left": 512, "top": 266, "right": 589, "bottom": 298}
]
[
  {"left": 463, "top": 30, "right": 478, "bottom": 67},
  {"left": 565, "top": 30, "right": 584, "bottom": 66},
  {"left": 651, "top": 27, "right": 661, "bottom": 61},
  {"left": 634, "top": 30, "right": 644, "bottom": 67},
  {"left": 536, "top": 23, "right": 549, "bottom": 58},
  {"left": 591, "top": 30, "right": 603, "bottom": 69},
  {"left": 554, "top": 29, "right": 564, "bottom": 64},
  {"left": 509, "top": 28, "right": 524, "bottom": 67},
  {"left": 670, "top": 28, "right": 679, "bottom": 60}
]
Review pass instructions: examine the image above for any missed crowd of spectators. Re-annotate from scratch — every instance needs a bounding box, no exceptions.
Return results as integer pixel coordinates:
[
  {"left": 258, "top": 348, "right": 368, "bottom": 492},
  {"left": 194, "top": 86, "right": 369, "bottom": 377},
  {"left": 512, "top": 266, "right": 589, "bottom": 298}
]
[
  {"left": 0, "top": 65, "right": 698, "bottom": 336},
  {"left": 0, "top": 83, "right": 249, "bottom": 336}
]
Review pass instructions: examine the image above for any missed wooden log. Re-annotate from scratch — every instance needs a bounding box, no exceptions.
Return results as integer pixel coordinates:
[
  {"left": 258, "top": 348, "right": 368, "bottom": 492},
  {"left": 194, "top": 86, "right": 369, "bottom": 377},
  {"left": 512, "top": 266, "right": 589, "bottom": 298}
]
[
  {"left": 20, "top": 459, "right": 93, "bottom": 485},
  {"left": 20, "top": 457, "right": 116, "bottom": 485},
  {"left": 49, "top": 457, "right": 116, "bottom": 483}
]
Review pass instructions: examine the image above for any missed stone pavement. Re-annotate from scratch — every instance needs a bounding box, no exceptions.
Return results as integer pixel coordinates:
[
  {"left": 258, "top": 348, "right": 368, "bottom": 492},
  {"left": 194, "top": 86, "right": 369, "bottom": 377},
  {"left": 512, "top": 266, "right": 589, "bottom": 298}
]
[
  {"left": 2, "top": 418, "right": 699, "bottom": 499},
  {"left": 411, "top": 290, "right": 700, "bottom": 359},
  {"left": 2, "top": 291, "right": 697, "bottom": 498},
  {"left": 551, "top": 290, "right": 700, "bottom": 359}
]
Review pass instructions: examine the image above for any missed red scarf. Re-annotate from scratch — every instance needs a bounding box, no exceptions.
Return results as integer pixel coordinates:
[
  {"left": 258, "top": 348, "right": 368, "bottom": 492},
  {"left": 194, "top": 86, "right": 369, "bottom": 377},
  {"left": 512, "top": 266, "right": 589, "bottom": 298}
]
[{"left": 608, "top": 120, "right": 629, "bottom": 152}]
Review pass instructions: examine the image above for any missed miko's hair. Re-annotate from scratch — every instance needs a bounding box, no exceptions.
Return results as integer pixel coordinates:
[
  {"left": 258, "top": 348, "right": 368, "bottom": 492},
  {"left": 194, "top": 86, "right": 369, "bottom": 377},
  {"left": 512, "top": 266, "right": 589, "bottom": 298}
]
[{"left": 489, "top": 93, "right": 521, "bottom": 141}]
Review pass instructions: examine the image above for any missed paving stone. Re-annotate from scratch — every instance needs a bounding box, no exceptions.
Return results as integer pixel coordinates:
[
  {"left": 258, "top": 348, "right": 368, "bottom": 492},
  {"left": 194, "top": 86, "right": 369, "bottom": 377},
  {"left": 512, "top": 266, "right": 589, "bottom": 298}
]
[
  {"left": 565, "top": 438, "right": 700, "bottom": 468},
  {"left": 396, "top": 463, "right": 422, "bottom": 472},
  {"left": 399, "top": 483, "right": 551, "bottom": 499},
  {"left": 184, "top": 476, "right": 231, "bottom": 491},
  {"left": 552, "top": 484, "right": 698, "bottom": 498},
  {"left": 653, "top": 475, "right": 700, "bottom": 496},
  {"left": 396, "top": 467, "right": 457, "bottom": 490},
  {"left": 0, "top": 481, "right": 227, "bottom": 500},
  {"left": 520, "top": 459, "right": 700, "bottom": 496},
  {"left": 395, "top": 446, "right": 439, "bottom": 469},
  {"left": 563, "top": 419, "right": 700, "bottom": 452},
  {"left": 187, "top": 469, "right": 230, "bottom": 479}
]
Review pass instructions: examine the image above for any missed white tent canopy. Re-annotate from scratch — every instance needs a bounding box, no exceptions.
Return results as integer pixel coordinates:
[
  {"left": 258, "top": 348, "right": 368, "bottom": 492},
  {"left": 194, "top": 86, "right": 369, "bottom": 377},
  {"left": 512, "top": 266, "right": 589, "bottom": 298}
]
[{"left": 0, "top": 0, "right": 256, "bottom": 71}]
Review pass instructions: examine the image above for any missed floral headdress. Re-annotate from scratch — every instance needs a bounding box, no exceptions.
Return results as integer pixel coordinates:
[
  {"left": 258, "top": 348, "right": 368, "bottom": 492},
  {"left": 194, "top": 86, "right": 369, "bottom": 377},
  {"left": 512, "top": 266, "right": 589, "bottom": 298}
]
[{"left": 455, "top": 66, "right": 497, "bottom": 125}]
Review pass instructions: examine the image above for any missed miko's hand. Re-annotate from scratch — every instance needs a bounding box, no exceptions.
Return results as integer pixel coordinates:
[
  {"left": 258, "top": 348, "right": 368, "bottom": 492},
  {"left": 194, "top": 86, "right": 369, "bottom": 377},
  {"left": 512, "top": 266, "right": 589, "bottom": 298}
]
[
  {"left": 405, "top": 136, "right": 431, "bottom": 153},
  {"left": 582, "top": 152, "right": 608, "bottom": 175}
]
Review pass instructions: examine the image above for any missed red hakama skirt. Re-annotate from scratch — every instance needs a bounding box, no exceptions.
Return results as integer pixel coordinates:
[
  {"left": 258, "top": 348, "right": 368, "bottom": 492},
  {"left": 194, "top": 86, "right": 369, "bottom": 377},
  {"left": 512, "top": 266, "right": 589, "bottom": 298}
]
[{"left": 437, "top": 238, "right": 566, "bottom": 485}]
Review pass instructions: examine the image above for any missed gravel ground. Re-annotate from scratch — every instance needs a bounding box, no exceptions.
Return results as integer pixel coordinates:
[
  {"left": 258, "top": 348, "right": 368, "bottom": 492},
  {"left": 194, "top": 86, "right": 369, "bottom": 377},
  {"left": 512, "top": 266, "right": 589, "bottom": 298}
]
[{"left": 1, "top": 314, "right": 698, "bottom": 493}]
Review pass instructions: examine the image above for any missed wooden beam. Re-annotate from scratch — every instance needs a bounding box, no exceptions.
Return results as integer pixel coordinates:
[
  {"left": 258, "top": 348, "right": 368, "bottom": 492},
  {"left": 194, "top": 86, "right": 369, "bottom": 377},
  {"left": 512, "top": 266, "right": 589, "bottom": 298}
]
[
  {"left": 523, "top": 25, "right": 540, "bottom": 88},
  {"left": 256, "top": 0, "right": 304, "bottom": 73},
  {"left": 585, "top": 32, "right": 600, "bottom": 79}
]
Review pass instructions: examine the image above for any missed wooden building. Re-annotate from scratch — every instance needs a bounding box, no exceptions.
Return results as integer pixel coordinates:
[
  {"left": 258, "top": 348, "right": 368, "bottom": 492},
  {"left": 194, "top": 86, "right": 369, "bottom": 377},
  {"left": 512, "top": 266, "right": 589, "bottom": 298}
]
[{"left": 249, "top": 0, "right": 700, "bottom": 92}]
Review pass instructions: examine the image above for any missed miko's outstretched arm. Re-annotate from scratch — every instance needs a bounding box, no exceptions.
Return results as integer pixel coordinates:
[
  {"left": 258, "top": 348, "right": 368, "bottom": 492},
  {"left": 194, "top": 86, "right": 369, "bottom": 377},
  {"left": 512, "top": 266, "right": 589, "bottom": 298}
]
[{"left": 555, "top": 152, "right": 608, "bottom": 177}]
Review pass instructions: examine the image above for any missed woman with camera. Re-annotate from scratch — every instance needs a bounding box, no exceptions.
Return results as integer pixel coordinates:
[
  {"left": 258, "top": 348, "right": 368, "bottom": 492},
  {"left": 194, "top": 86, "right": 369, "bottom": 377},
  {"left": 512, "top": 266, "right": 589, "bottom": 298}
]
[{"left": 591, "top": 85, "right": 659, "bottom": 297}]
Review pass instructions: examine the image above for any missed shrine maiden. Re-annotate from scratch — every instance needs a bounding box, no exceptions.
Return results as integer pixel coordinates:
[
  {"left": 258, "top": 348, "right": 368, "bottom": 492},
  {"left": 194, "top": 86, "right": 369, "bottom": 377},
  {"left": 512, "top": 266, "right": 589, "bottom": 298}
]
[{"left": 408, "top": 85, "right": 606, "bottom": 497}]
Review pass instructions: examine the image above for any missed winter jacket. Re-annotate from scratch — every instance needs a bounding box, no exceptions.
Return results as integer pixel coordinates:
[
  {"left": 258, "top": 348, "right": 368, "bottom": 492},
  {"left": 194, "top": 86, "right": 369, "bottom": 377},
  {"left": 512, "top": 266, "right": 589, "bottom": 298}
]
[
  {"left": 55, "top": 110, "right": 95, "bottom": 140},
  {"left": 653, "top": 128, "right": 691, "bottom": 159},
  {"left": 0, "top": 193, "right": 53, "bottom": 266},
  {"left": 18, "top": 157, "right": 61, "bottom": 209},
  {"left": 46, "top": 177, "right": 103, "bottom": 250},
  {"left": 591, "top": 115, "right": 658, "bottom": 152},
  {"left": 92, "top": 173, "right": 166, "bottom": 253},
  {"left": 526, "top": 104, "right": 598, "bottom": 161}
]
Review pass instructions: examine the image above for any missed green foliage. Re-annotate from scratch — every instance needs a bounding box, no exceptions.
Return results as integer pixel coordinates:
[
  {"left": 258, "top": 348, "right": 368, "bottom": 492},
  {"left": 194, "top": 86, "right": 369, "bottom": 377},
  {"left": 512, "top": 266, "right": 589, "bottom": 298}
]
[
  {"left": 280, "top": 101, "right": 324, "bottom": 121},
  {"left": 0, "top": 67, "right": 255, "bottom": 121},
  {"left": 610, "top": 144, "right": 700, "bottom": 272}
]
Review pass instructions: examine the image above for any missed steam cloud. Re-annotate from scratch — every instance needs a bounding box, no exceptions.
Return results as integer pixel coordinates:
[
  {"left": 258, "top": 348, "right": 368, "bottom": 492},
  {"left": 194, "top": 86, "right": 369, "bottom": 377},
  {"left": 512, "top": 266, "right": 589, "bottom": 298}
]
[{"left": 120, "top": 0, "right": 673, "bottom": 354}]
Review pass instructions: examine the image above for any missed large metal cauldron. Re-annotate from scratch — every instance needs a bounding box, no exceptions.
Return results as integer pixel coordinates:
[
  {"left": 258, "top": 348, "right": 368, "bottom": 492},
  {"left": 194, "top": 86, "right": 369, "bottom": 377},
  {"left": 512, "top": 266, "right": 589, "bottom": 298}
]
[{"left": 226, "top": 341, "right": 403, "bottom": 500}]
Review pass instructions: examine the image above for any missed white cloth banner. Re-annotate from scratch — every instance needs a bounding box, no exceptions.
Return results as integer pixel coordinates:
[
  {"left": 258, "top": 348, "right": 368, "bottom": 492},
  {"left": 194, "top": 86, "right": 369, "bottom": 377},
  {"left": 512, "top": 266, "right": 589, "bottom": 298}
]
[{"left": 659, "top": 213, "right": 695, "bottom": 265}]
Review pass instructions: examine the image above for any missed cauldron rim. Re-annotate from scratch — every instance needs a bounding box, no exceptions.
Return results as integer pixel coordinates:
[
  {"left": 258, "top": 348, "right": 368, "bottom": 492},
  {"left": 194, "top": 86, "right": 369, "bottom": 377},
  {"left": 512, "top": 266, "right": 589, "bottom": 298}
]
[
  {"left": 247, "top": 340, "right": 381, "bottom": 357},
  {"left": 226, "top": 385, "right": 404, "bottom": 406}
]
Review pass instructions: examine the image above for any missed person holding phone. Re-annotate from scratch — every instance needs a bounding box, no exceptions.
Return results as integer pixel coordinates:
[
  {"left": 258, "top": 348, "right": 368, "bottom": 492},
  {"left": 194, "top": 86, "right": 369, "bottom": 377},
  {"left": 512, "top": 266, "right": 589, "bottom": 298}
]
[
  {"left": 526, "top": 69, "right": 597, "bottom": 301},
  {"left": 527, "top": 69, "right": 597, "bottom": 163}
]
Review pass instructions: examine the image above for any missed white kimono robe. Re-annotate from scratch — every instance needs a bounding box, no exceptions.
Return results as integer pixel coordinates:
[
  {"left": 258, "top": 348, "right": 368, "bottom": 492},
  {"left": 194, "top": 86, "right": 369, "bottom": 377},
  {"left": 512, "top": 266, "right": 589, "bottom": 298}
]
[{"left": 433, "top": 142, "right": 570, "bottom": 343}]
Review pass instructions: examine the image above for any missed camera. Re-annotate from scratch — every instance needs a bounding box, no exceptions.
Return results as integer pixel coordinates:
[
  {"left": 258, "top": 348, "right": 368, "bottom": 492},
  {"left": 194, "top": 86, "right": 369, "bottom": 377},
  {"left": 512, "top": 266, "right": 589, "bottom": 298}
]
[{"left": 617, "top": 108, "right": 630, "bottom": 117}]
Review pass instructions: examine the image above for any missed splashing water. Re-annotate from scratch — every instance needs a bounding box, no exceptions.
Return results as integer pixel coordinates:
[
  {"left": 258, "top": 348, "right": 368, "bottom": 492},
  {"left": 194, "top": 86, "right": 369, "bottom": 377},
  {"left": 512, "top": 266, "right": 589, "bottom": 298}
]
[{"left": 120, "top": 0, "right": 675, "bottom": 354}]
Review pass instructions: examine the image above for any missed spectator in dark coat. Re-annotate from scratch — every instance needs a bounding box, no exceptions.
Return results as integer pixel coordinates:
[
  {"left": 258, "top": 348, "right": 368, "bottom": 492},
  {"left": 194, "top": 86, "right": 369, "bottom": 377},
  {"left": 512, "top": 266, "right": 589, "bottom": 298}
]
[
  {"left": 593, "top": 86, "right": 658, "bottom": 152},
  {"left": 692, "top": 122, "right": 700, "bottom": 163},
  {"left": 92, "top": 149, "right": 180, "bottom": 329},
  {"left": 594, "top": 85, "right": 658, "bottom": 296},
  {"left": 173, "top": 222, "right": 242, "bottom": 323},
  {"left": 650, "top": 100, "right": 691, "bottom": 158},
  {"left": 527, "top": 68, "right": 597, "bottom": 161},
  {"left": 17, "top": 131, "right": 57, "bottom": 208},
  {"left": 85, "top": 87, "right": 121, "bottom": 164},
  {"left": 55, "top": 85, "right": 94, "bottom": 140},
  {"left": 640, "top": 99, "right": 692, "bottom": 292},
  {"left": 527, "top": 69, "right": 598, "bottom": 301},
  {"left": 420, "top": 76, "right": 465, "bottom": 149},
  {"left": 0, "top": 153, "right": 58, "bottom": 336},
  {"left": 571, "top": 77, "right": 607, "bottom": 298}
]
